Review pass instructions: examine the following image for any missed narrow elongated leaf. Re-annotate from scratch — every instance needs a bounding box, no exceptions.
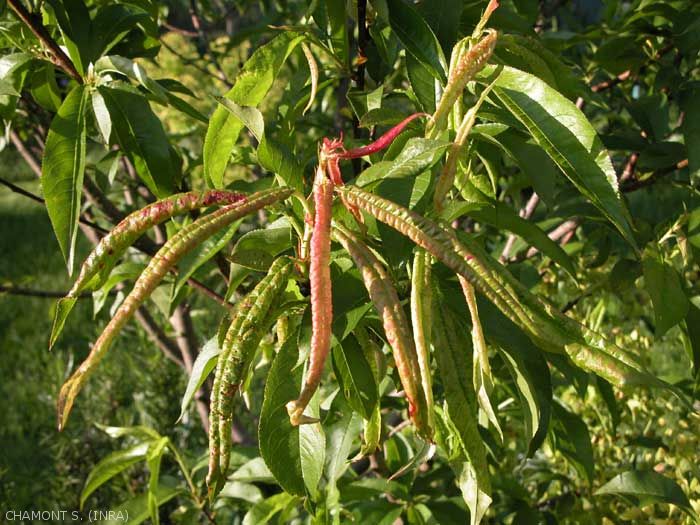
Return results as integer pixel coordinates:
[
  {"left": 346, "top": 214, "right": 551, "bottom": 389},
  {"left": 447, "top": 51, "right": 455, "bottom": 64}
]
[
  {"left": 432, "top": 288, "right": 491, "bottom": 525},
  {"left": 179, "top": 337, "right": 221, "bottom": 421},
  {"left": 332, "top": 335, "right": 378, "bottom": 419},
  {"left": 551, "top": 401, "right": 594, "bottom": 484},
  {"left": 95, "top": 423, "right": 161, "bottom": 441},
  {"left": 42, "top": 84, "right": 88, "bottom": 274},
  {"left": 146, "top": 437, "right": 168, "bottom": 525},
  {"left": 472, "top": 292, "right": 552, "bottom": 456},
  {"left": 204, "top": 32, "right": 305, "bottom": 187},
  {"left": 219, "top": 481, "right": 263, "bottom": 503},
  {"left": 257, "top": 136, "right": 305, "bottom": 191},
  {"left": 595, "top": 470, "right": 696, "bottom": 519},
  {"left": 89, "top": 4, "right": 151, "bottom": 61},
  {"left": 356, "top": 138, "right": 450, "bottom": 186},
  {"left": 482, "top": 65, "right": 637, "bottom": 248},
  {"left": 419, "top": 0, "right": 463, "bottom": 53},
  {"left": 98, "top": 86, "right": 175, "bottom": 198},
  {"left": 325, "top": 410, "right": 363, "bottom": 483},
  {"left": 323, "top": 0, "right": 350, "bottom": 66},
  {"left": 683, "top": 300, "right": 700, "bottom": 377},
  {"left": 642, "top": 246, "right": 689, "bottom": 336},
  {"left": 406, "top": 53, "right": 437, "bottom": 113},
  {"left": 46, "top": 0, "right": 91, "bottom": 75},
  {"left": 81, "top": 442, "right": 150, "bottom": 508},
  {"left": 91, "top": 90, "right": 112, "bottom": 144},
  {"left": 99, "top": 481, "right": 181, "bottom": 525},
  {"left": 230, "top": 457, "right": 275, "bottom": 483},
  {"left": 95, "top": 55, "right": 168, "bottom": 103},
  {"left": 259, "top": 329, "right": 325, "bottom": 496},
  {"left": 385, "top": 0, "right": 446, "bottom": 82},
  {"left": 216, "top": 98, "right": 265, "bottom": 142}
]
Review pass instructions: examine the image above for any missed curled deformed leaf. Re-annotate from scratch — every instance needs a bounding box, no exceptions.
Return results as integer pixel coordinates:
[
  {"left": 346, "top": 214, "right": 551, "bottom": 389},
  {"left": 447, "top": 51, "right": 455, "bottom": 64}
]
[
  {"left": 287, "top": 167, "right": 334, "bottom": 427},
  {"left": 337, "top": 186, "right": 668, "bottom": 393},
  {"left": 50, "top": 190, "right": 249, "bottom": 349},
  {"left": 333, "top": 225, "right": 432, "bottom": 440},
  {"left": 208, "top": 257, "right": 295, "bottom": 498},
  {"left": 57, "top": 187, "right": 293, "bottom": 432},
  {"left": 300, "top": 43, "right": 318, "bottom": 115}
]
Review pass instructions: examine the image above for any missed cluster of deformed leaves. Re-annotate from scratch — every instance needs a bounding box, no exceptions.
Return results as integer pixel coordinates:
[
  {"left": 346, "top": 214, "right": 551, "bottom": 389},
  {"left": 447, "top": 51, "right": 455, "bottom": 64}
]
[{"left": 1, "top": 0, "right": 699, "bottom": 523}]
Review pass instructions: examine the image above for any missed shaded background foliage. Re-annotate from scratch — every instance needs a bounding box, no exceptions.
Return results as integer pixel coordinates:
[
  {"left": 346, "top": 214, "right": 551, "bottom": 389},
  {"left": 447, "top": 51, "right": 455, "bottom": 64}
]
[{"left": 0, "top": 0, "right": 699, "bottom": 524}]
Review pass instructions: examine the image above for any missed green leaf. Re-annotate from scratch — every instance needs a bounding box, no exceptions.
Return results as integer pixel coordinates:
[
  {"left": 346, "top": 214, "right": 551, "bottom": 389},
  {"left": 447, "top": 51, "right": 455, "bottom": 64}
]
[
  {"left": 419, "top": 0, "right": 463, "bottom": 53},
  {"left": 322, "top": 0, "right": 350, "bottom": 67},
  {"left": 97, "top": 480, "right": 181, "bottom": 525},
  {"left": 325, "top": 409, "right": 362, "bottom": 483},
  {"left": 356, "top": 138, "right": 450, "bottom": 186},
  {"left": 349, "top": 501, "right": 404, "bottom": 524},
  {"left": 216, "top": 98, "right": 265, "bottom": 142},
  {"left": 332, "top": 335, "right": 379, "bottom": 419},
  {"left": 551, "top": 400, "right": 594, "bottom": 484},
  {"left": 385, "top": 0, "right": 446, "bottom": 83},
  {"left": 95, "top": 55, "right": 168, "bottom": 103},
  {"left": 93, "top": 262, "right": 145, "bottom": 316},
  {"left": 228, "top": 220, "right": 292, "bottom": 271},
  {"left": 203, "top": 32, "right": 305, "bottom": 187},
  {"left": 29, "top": 64, "right": 61, "bottom": 111},
  {"left": 242, "top": 493, "right": 297, "bottom": 525},
  {"left": 98, "top": 86, "right": 175, "bottom": 198},
  {"left": 406, "top": 53, "right": 437, "bottom": 113},
  {"left": 257, "top": 136, "right": 305, "bottom": 192},
  {"left": 230, "top": 457, "right": 275, "bottom": 483},
  {"left": 483, "top": 65, "right": 637, "bottom": 248},
  {"left": 46, "top": 0, "right": 91, "bottom": 75},
  {"left": 259, "top": 330, "right": 325, "bottom": 497},
  {"left": 81, "top": 442, "right": 150, "bottom": 509},
  {"left": 146, "top": 437, "right": 168, "bottom": 525},
  {"left": 42, "top": 84, "right": 88, "bottom": 274},
  {"left": 472, "top": 293, "right": 552, "bottom": 456},
  {"left": 330, "top": 262, "right": 374, "bottom": 341},
  {"left": 642, "top": 246, "right": 689, "bottom": 336},
  {"left": 682, "top": 84, "right": 700, "bottom": 184},
  {"left": 682, "top": 300, "right": 700, "bottom": 377},
  {"left": 595, "top": 470, "right": 696, "bottom": 519},
  {"left": 91, "top": 90, "right": 112, "bottom": 144},
  {"left": 432, "top": 288, "right": 491, "bottom": 525},
  {"left": 179, "top": 337, "right": 221, "bottom": 421},
  {"left": 89, "top": 4, "right": 151, "bottom": 61},
  {"left": 219, "top": 481, "right": 263, "bottom": 503},
  {"left": 50, "top": 296, "right": 78, "bottom": 349},
  {"left": 95, "top": 423, "right": 161, "bottom": 441},
  {"left": 0, "top": 52, "right": 33, "bottom": 82}
]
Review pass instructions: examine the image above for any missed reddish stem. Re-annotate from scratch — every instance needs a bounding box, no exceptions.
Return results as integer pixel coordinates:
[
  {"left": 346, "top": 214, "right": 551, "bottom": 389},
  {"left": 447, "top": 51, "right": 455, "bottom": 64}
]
[{"left": 337, "top": 113, "right": 428, "bottom": 159}]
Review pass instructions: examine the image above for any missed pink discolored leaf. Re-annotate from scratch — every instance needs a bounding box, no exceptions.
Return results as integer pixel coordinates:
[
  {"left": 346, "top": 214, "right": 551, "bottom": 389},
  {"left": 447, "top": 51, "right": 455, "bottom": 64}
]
[{"left": 286, "top": 165, "right": 334, "bottom": 426}]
